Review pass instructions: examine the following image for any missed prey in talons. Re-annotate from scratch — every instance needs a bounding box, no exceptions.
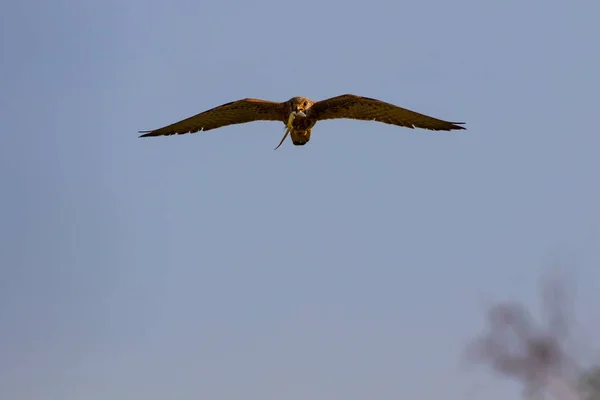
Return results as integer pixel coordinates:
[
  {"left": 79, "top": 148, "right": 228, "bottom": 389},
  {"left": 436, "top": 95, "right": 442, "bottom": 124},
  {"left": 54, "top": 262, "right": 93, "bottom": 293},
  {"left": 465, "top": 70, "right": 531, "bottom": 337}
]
[{"left": 274, "top": 110, "right": 306, "bottom": 150}]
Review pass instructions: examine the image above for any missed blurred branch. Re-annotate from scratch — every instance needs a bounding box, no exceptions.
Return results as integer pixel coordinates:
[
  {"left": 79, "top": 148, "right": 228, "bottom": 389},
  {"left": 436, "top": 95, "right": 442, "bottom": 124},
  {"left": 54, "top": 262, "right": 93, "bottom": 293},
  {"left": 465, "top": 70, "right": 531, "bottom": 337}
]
[{"left": 464, "top": 271, "right": 586, "bottom": 400}]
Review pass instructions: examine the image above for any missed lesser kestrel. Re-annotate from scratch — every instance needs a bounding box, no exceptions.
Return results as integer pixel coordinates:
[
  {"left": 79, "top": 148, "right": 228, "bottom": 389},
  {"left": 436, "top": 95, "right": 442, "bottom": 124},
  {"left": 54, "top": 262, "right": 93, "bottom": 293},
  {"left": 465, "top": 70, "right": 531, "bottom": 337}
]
[{"left": 139, "top": 94, "right": 466, "bottom": 149}]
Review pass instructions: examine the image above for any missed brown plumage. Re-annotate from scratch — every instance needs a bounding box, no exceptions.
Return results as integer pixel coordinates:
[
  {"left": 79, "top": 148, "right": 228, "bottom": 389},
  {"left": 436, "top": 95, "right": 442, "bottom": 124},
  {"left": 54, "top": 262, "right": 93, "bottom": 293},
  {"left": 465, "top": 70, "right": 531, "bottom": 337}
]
[{"left": 139, "top": 94, "right": 466, "bottom": 149}]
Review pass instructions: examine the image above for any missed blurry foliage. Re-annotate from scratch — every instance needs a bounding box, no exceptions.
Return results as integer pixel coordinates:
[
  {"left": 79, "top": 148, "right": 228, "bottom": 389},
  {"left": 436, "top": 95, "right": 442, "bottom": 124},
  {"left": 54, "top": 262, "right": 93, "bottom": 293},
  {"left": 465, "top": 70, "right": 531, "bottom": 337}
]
[
  {"left": 579, "top": 365, "right": 600, "bottom": 400},
  {"left": 465, "top": 272, "right": 595, "bottom": 400}
]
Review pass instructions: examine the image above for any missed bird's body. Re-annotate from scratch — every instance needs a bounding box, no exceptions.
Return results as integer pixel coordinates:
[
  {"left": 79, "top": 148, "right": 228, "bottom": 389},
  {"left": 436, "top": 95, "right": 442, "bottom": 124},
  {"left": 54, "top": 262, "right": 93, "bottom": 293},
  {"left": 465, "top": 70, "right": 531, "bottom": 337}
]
[
  {"left": 139, "top": 94, "right": 465, "bottom": 149},
  {"left": 280, "top": 96, "right": 317, "bottom": 148}
]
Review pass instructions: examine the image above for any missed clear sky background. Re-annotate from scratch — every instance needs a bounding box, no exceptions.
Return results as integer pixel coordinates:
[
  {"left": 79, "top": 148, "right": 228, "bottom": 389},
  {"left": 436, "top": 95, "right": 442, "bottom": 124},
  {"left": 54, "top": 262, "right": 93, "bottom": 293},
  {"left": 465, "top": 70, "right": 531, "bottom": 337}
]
[{"left": 1, "top": 0, "right": 599, "bottom": 399}]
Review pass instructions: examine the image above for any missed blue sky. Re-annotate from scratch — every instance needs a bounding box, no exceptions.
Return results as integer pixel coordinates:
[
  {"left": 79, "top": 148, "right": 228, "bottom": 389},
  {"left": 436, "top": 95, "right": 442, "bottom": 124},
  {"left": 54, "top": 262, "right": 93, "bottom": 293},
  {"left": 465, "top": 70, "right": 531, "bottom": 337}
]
[{"left": 1, "top": 0, "right": 599, "bottom": 399}]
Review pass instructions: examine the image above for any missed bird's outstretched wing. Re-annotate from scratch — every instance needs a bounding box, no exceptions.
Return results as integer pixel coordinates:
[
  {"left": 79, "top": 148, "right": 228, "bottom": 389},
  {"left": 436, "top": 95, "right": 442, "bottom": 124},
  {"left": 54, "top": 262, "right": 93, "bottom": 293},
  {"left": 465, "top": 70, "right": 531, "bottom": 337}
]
[
  {"left": 139, "top": 98, "right": 285, "bottom": 137},
  {"left": 309, "top": 94, "right": 465, "bottom": 131}
]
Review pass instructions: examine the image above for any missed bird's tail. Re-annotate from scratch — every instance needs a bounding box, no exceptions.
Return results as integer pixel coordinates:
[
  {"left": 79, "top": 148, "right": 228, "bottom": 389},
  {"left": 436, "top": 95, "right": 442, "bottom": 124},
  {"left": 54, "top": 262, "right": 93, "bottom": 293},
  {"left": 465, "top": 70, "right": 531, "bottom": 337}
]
[{"left": 291, "top": 129, "right": 311, "bottom": 146}]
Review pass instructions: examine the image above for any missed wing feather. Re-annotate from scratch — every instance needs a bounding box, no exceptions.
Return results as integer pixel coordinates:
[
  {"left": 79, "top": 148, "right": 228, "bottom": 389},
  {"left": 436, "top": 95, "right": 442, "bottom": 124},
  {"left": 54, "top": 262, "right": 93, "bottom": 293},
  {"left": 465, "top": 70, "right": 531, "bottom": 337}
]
[
  {"left": 139, "top": 98, "right": 285, "bottom": 137},
  {"left": 309, "top": 94, "right": 465, "bottom": 131}
]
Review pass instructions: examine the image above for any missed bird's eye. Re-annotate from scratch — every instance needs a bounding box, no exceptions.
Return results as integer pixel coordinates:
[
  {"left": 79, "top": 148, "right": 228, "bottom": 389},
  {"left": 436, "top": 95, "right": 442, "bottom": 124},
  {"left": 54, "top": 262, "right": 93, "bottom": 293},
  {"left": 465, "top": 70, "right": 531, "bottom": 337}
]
[{"left": 303, "top": 101, "right": 308, "bottom": 106}]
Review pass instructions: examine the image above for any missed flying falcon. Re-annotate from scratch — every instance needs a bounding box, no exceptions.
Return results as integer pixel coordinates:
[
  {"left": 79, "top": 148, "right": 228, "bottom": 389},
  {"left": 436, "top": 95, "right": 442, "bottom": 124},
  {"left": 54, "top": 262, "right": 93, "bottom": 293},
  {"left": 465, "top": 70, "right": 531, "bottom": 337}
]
[{"left": 139, "top": 94, "right": 466, "bottom": 150}]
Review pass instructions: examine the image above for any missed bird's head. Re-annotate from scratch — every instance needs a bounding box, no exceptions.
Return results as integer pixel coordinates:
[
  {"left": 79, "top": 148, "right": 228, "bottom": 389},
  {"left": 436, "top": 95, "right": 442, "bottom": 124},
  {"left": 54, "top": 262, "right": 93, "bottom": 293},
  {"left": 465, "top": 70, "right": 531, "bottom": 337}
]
[{"left": 287, "top": 96, "right": 313, "bottom": 117}]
